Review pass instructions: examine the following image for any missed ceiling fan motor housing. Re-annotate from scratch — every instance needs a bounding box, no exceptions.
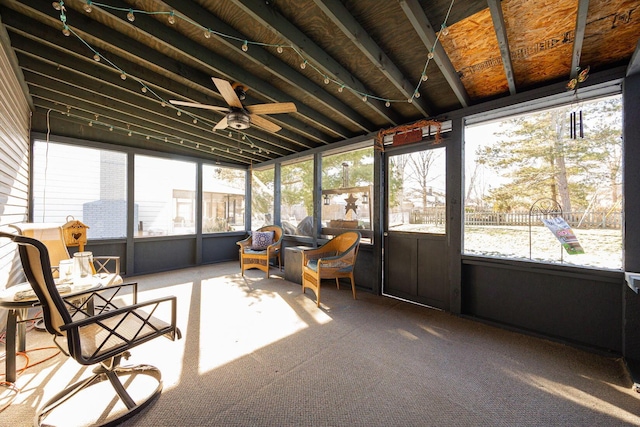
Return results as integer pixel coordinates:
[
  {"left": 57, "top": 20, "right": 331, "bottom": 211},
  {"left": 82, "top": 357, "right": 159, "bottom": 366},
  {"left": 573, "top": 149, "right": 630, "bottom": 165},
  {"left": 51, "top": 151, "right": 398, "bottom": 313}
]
[{"left": 227, "top": 111, "right": 251, "bottom": 129}]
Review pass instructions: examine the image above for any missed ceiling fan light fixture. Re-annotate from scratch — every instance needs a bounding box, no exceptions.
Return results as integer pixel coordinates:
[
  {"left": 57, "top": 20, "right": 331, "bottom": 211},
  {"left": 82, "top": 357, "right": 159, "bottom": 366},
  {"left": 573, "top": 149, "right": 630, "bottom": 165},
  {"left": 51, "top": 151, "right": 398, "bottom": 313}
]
[{"left": 227, "top": 112, "right": 250, "bottom": 130}]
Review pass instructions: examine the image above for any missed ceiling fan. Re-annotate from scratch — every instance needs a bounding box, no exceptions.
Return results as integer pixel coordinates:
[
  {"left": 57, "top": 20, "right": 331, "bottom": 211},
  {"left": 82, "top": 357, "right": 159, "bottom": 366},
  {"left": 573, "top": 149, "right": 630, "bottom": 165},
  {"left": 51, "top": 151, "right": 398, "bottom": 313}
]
[{"left": 170, "top": 77, "right": 296, "bottom": 133}]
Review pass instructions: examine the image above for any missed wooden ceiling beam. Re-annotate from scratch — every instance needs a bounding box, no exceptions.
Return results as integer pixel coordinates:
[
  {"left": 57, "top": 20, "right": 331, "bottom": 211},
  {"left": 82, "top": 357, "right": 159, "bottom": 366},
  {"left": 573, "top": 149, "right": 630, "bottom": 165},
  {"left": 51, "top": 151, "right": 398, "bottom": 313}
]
[
  {"left": 77, "top": 0, "right": 347, "bottom": 143},
  {"left": 19, "top": 60, "right": 294, "bottom": 158},
  {"left": 3, "top": 20, "right": 310, "bottom": 154},
  {"left": 628, "top": 39, "right": 640, "bottom": 77},
  {"left": 311, "top": 0, "right": 432, "bottom": 117},
  {"left": 30, "top": 106, "right": 247, "bottom": 164},
  {"left": 570, "top": 0, "right": 590, "bottom": 79},
  {"left": 398, "top": 0, "right": 471, "bottom": 108},
  {"left": 25, "top": 73, "right": 280, "bottom": 163},
  {"left": 161, "top": 0, "right": 375, "bottom": 134},
  {"left": 487, "top": 0, "right": 516, "bottom": 95},
  {"left": 229, "top": 0, "right": 403, "bottom": 126}
]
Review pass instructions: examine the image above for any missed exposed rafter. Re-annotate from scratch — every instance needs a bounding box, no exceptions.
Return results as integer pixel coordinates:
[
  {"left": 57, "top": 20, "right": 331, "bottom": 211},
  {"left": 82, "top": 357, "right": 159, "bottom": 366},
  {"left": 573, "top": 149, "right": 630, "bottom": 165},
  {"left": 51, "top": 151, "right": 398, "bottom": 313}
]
[
  {"left": 312, "top": 0, "right": 432, "bottom": 117},
  {"left": 398, "top": 0, "right": 471, "bottom": 108},
  {"left": 487, "top": 0, "right": 516, "bottom": 95},
  {"left": 570, "top": 0, "right": 590, "bottom": 79},
  {"left": 629, "top": 39, "right": 640, "bottom": 77},
  {"left": 160, "top": 0, "right": 376, "bottom": 136},
  {"left": 229, "top": 0, "right": 403, "bottom": 126}
]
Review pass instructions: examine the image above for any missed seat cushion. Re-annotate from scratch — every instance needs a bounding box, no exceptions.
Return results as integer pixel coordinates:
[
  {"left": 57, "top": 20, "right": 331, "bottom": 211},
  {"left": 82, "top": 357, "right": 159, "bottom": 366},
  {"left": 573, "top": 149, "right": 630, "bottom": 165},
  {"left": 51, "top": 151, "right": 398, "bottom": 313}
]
[
  {"left": 306, "top": 259, "right": 352, "bottom": 272},
  {"left": 251, "top": 230, "right": 274, "bottom": 250}
]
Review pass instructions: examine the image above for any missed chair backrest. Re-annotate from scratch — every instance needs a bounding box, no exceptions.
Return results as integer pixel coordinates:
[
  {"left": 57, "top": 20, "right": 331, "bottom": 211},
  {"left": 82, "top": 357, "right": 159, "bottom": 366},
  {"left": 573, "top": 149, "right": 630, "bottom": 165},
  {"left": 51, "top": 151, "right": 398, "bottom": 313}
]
[
  {"left": 257, "top": 225, "right": 283, "bottom": 247},
  {"left": 0, "top": 231, "right": 71, "bottom": 337},
  {"left": 323, "top": 231, "right": 361, "bottom": 263},
  {"left": 10, "top": 224, "right": 71, "bottom": 274}
]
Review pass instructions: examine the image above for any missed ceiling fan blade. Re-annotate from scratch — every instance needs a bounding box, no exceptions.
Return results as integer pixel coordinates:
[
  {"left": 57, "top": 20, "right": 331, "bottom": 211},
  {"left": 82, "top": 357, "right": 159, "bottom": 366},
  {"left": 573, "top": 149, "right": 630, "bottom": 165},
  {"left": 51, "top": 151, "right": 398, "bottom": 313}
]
[
  {"left": 212, "top": 77, "right": 243, "bottom": 109},
  {"left": 246, "top": 102, "right": 297, "bottom": 115},
  {"left": 169, "top": 100, "right": 229, "bottom": 112},
  {"left": 250, "top": 114, "right": 281, "bottom": 133},
  {"left": 214, "top": 116, "right": 228, "bottom": 130}
]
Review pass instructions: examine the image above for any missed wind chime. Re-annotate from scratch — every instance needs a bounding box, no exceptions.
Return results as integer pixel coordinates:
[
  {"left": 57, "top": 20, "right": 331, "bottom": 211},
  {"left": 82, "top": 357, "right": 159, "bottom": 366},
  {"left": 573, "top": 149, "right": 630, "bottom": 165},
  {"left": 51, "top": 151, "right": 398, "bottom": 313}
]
[{"left": 567, "top": 66, "right": 590, "bottom": 140}]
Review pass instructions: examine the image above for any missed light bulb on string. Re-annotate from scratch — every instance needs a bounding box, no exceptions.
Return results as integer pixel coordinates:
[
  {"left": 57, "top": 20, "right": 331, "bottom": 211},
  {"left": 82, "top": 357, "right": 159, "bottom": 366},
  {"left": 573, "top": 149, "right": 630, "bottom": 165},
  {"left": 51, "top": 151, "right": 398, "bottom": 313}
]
[
  {"left": 241, "top": 40, "right": 248, "bottom": 52},
  {"left": 362, "top": 94, "right": 367, "bottom": 102},
  {"left": 323, "top": 76, "right": 330, "bottom": 85},
  {"left": 127, "top": 9, "right": 135, "bottom": 22},
  {"left": 167, "top": 11, "right": 176, "bottom": 25},
  {"left": 161, "top": 102, "right": 166, "bottom": 107},
  {"left": 128, "top": 131, "right": 132, "bottom": 136},
  {"left": 141, "top": 86, "right": 147, "bottom": 93},
  {"left": 120, "top": 73, "right": 127, "bottom": 80},
  {"left": 422, "top": 74, "right": 429, "bottom": 82},
  {"left": 93, "top": 53, "right": 100, "bottom": 62},
  {"left": 441, "top": 24, "right": 449, "bottom": 36},
  {"left": 176, "top": 111, "right": 181, "bottom": 116},
  {"left": 427, "top": 51, "right": 434, "bottom": 60},
  {"left": 204, "top": 29, "right": 211, "bottom": 39},
  {"left": 338, "top": 85, "right": 344, "bottom": 93},
  {"left": 62, "top": 25, "right": 71, "bottom": 36},
  {"left": 408, "top": 97, "right": 413, "bottom": 103},
  {"left": 276, "top": 46, "right": 283, "bottom": 54},
  {"left": 385, "top": 101, "right": 391, "bottom": 107},
  {"left": 414, "top": 91, "right": 421, "bottom": 98},
  {"left": 52, "top": 2, "right": 61, "bottom": 10},
  {"left": 193, "top": 118, "right": 197, "bottom": 124},
  {"left": 146, "top": 135, "right": 150, "bottom": 140},
  {"left": 300, "top": 61, "right": 307, "bottom": 69},
  {"left": 83, "top": 1, "right": 92, "bottom": 13}
]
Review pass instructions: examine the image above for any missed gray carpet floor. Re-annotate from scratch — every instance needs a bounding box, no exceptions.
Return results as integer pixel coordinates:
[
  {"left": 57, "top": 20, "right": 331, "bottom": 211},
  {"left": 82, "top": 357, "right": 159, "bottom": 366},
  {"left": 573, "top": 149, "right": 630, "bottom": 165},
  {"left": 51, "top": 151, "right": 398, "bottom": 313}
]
[{"left": 2, "top": 261, "right": 640, "bottom": 426}]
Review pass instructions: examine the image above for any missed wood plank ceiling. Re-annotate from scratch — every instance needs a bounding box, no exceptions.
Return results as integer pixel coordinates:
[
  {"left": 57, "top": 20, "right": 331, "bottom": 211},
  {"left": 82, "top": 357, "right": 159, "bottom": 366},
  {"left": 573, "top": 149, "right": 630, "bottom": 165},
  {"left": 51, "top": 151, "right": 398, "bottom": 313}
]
[{"left": 0, "top": 0, "right": 638, "bottom": 166}]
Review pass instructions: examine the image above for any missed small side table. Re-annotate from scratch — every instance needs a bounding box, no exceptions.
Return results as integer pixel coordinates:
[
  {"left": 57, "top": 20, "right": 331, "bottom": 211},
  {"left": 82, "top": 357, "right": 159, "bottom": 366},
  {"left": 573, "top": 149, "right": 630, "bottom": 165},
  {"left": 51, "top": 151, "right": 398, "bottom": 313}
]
[
  {"left": 0, "top": 283, "right": 40, "bottom": 383},
  {"left": 284, "top": 246, "right": 311, "bottom": 284},
  {"left": 0, "top": 274, "right": 121, "bottom": 383}
]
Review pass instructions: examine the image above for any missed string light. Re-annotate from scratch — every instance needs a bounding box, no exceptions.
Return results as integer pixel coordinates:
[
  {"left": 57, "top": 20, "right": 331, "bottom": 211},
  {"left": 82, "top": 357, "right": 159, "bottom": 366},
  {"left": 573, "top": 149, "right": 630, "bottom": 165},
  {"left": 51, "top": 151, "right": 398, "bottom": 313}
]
[{"left": 53, "top": 0, "right": 457, "bottom": 122}]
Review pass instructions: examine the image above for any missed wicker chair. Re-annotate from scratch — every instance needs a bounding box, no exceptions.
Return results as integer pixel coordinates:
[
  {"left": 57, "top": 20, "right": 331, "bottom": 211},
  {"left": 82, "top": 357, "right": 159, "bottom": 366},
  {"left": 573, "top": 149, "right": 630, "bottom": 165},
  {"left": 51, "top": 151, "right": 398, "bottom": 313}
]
[
  {"left": 301, "top": 231, "right": 361, "bottom": 306},
  {"left": 237, "top": 225, "right": 283, "bottom": 278},
  {"left": 0, "top": 231, "right": 181, "bottom": 426}
]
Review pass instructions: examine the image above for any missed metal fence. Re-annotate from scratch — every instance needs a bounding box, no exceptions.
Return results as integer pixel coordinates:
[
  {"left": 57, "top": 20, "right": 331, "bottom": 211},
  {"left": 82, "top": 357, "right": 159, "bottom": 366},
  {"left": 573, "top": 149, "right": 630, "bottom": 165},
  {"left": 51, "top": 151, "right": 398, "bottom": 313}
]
[{"left": 411, "top": 208, "right": 622, "bottom": 229}]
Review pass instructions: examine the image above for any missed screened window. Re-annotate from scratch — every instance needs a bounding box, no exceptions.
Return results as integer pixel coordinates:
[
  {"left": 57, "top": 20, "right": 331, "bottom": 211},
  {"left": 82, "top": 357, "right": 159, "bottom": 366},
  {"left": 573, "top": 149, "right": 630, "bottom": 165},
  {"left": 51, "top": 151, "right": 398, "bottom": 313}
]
[
  {"left": 322, "top": 147, "right": 374, "bottom": 241},
  {"left": 464, "top": 95, "right": 623, "bottom": 269},
  {"left": 387, "top": 147, "right": 446, "bottom": 234},
  {"left": 251, "top": 167, "right": 274, "bottom": 230},
  {"left": 281, "top": 158, "right": 314, "bottom": 236},
  {"left": 202, "top": 164, "right": 245, "bottom": 232},
  {"left": 134, "top": 155, "right": 196, "bottom": 237},
  {"left": 33, "top": 141, "right": 127, "bottom": 239}
]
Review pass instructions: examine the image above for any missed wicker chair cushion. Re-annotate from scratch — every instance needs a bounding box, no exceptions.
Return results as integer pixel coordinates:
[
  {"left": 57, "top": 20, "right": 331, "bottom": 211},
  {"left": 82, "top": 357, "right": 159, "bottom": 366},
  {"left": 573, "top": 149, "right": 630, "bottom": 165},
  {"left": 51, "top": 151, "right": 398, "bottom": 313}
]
[
  {"left": 251, "top": 230, "right": 274, "bottom": 250},
  {"left": 306, "top": 259, "right": 353, "bottom": 272}
]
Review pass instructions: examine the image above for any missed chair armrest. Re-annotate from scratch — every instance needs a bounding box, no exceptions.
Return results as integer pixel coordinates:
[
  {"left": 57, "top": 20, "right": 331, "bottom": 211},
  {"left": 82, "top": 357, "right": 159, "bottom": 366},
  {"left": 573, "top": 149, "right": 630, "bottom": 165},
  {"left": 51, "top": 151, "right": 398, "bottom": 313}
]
[
  {"left": 93, "top": 256, "right": 120, "bottom": 275},
  {"left": 301, "top": 248, "right": 336, "bottom": 264},
  {"left": 60, "top": 295, "right": 178, "bottom": 331},
  {"left": 237, "top": 236, "right": 252, "bottom": 250}
]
